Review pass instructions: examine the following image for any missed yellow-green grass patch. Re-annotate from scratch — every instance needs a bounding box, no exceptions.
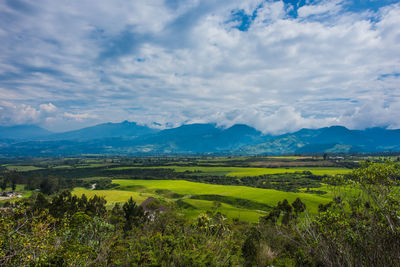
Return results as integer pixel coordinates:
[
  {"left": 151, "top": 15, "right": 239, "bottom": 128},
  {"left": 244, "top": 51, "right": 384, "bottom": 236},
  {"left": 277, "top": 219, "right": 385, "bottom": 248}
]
[
  {"left": 182, "top": 199, "right": 267, "bottom": 223},
  {"left": 5, "top": 165, "right": 43, "bottom": 171},
  {"left": 266, "top": 156, "right": 315, "bottom": 160},
  {"left": 114, "top": 179, "right": 331, "bottom": 214},
  {"left": 110, "top": 165, "right": 351, "bottom": 176},
  {"left": 72, "top": 187, "right": 152, "bottom": 207}
]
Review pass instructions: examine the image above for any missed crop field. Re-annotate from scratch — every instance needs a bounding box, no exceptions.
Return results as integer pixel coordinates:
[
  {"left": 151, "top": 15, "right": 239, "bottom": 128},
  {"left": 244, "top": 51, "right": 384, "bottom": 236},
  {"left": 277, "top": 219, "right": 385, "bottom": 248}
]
[{"left": 110, "top": 165, "right": 351, "bottom": 176}]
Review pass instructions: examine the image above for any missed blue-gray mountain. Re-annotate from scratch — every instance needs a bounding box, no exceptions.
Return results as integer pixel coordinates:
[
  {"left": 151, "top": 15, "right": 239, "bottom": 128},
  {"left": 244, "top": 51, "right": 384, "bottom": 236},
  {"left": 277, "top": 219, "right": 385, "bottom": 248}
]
[
  {"left": 0, "top": 122, "right": 399, "bottom": 156},
  {"left": 0, "top": 125, "right": 52, "bottom": 140}
]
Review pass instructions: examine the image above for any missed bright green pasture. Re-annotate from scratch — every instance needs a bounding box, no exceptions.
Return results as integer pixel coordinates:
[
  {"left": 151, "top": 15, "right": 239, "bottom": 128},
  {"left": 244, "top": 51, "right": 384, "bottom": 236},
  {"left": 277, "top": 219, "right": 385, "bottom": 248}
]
[
  {"left": 72, "top": 179, "right": 333, "bottom": 222},
  {"left": 227, "top": 167, "right": 351, "bottom": 176},
  {"left": 267, "top": 156, "right": 315, "bottom": 160},
  {"left": 72, "top": 187, "right": 266, "bottom": 222},
  {"left": 72, "top": 187, "right": 151, "bottom": 206},
  {"left": 4, "top": 165, "right": 43, "bottom": 171},
  {"left": 299, "top": 183, "right": 362, "bottom": 201},
  {"left": 77, "top": 163, "right": 118, "bottom": 168},
  {"left": 114, "top": 179, "right": 331, "bottom": 214},
  {"left": 110, "top": 166, "right": 351, "bottom": 176},
  {"left": 182, "top": 199, "right": 267, "bottom": 223}
]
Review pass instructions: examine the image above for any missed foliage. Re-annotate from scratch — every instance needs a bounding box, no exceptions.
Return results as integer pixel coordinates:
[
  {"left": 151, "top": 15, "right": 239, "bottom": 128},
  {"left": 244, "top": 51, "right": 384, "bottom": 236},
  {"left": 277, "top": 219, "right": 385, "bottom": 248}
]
[
  {"left": 297, "top": 161, "right": 400, "bottom": 266},
  {"left": 0, "top": 191, "right": 243, "bottom": 266},
  {"left": 1, "top": 158, "right": 399, "bottom": 266}
]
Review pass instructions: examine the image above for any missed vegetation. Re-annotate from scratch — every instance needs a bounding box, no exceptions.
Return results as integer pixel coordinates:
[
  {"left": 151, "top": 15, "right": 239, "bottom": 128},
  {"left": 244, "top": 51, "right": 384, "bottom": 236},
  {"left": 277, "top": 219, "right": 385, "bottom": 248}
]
[{"left": 1, "top": 156, "right": 399, "bottom": 266}]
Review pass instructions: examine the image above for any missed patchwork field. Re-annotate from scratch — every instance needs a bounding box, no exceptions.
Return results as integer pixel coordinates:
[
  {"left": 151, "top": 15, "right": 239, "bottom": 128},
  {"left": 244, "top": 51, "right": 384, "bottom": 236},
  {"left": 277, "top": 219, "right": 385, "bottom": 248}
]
[
  {"left": 110, "top": 166, "right": 351, "bottom": 176},
  {"left": 2, "top": 156, "right": 356, "bottom": 223},
  {"left": 73, "top": 179, "right": 333, "bottom": 222},
  {"left": 3, "top": 165, "right": 43, "bottom": 172}
]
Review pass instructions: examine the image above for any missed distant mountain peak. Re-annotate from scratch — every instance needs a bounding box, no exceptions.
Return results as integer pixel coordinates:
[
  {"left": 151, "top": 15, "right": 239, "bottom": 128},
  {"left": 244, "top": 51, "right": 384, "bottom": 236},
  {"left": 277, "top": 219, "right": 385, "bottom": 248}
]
[
  {"left": 225, "top": 124, "right": 261, "bottom": 134},
  {"left": 1, "top": 123, "right": 400, "bottom": 156},
  {"left": 0, "top": 124, "right": 52, "bottom": 140}
]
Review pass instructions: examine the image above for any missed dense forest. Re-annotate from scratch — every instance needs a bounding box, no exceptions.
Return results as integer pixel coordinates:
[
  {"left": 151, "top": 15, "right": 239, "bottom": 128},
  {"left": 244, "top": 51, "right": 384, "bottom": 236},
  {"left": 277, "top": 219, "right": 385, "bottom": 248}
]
[{"left": 1, "top": 161, "right": 399, "bottom": 266}]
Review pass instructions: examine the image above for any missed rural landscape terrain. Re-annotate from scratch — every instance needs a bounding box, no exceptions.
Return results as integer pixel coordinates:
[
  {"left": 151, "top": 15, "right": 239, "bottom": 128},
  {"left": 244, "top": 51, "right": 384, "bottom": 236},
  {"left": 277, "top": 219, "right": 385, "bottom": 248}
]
[
  {"left": 1, "top": 0, "right": 400, "bottom": 265},
  {"left": 1, "top": 154, "right": 400, "bottom": 265}
]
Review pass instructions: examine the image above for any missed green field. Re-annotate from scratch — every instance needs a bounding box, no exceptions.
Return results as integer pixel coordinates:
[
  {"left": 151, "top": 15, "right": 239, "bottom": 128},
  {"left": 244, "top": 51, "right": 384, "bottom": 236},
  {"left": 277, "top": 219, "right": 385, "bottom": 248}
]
[
  {"left": 4, "top": 165, "right": 43, "bottom": 172},
  {"left": 183, "top": 199, "right": 267, "bottom": 222},
  {"left": 110, "top": 166, "right": 351, "bottom": 176},
  {"left": 73, "top": 179, "right": 332, "bottom": 222},
  {"left": 73, "top": 187, "right": 150, "bottom": 206}
]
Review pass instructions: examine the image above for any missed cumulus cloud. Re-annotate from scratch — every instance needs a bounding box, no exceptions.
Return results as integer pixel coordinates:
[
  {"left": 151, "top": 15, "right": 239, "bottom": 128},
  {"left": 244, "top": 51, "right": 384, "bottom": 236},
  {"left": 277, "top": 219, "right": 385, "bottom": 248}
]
[
  {"left": 0, "top": 101, "right": 57, "bottom": 125},
  {"left": 0, "top": 0, "right": 399, "bottom": 133}
]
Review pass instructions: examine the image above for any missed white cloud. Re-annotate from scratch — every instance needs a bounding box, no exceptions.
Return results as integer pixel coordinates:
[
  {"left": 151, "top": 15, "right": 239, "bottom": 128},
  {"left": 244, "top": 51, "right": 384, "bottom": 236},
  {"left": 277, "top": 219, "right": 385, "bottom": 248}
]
[
  {"left": 64, "top": 112, "right": 98, "bottom": 121},
  {"left": 297, "top": 0, "right": 344, "bottom": 18},
  {"left": 0, "top": 1, "right": 399, "bottom": 133},
  {"left": 39, "top": 103, "right": 57, "bottom": 113},
  {"left": 0, "top": 101, "right": 57, "bottom": 125}
]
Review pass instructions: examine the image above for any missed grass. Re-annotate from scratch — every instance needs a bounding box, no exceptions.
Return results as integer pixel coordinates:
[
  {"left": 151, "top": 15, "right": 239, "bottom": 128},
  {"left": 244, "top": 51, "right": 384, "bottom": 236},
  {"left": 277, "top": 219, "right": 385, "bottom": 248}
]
[
  {"left": 72, "top": 185, "right": 270, "bottom": 222},
  {"left": 266, "top": 156, "right": 315, "bottom": 160},
  {"left": 182, "top": 199, "right": 267, "bottom": 223},
  {"left": 76, "top": 163, "right": 118, "bottom": 168},
  {"left": 71, "top": 179, "right": 333, "bottom": 222},
  {"left": 4, "top": 165, "right": 43, "bottom": 172},
  {"left": 72, "top": 187, "right": 151, "bottom": 207},
  {"left": 226, "top": 167, "right": 351, "bottom": 176},
  {"left": 110, "top": 165, "right": 351, "bottom": 176},
  {"left": 0, "top": 184, "right": 32, "bottom": 202},
  {"left": 116, "top": 179, "right": 331, "bottom": 213}
]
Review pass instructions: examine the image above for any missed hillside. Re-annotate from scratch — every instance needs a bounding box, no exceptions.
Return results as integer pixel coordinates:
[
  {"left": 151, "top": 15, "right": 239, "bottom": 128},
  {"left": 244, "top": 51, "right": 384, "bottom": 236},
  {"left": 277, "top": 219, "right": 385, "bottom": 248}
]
[{"left": 0, "top": 122, "right": 399, "bottom": 156}]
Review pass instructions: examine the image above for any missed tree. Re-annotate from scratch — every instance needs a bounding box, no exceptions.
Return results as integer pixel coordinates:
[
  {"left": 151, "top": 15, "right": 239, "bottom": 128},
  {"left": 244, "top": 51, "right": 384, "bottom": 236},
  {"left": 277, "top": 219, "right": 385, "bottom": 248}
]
[
  {"left": 40, "top": 177, "right": 58, "bottom": 195},
  {"left": 291, "top": 198, "right": 306, "bottom": 216},
  {"left": 242, "top": 227, "right": 261, "bottom": 266},
  {"left": 11, "top": 179, "right": 16, "bottom": 192},
  {"left": 277, "top": 199, "right": 293, "bottom": 225},
  {"left": 299, "top": 161, "right": 400, "bottom": 266},
  {"left": 0, "top": 178, "right": 7, "bottom": 191},
  {"left": 109, "top": 203, "right": 125, "bottom": 227},
  {"left": 33, "top": 192, "right": 49, "bottom": 212},
  {"left": 122, "top": 197, "right": 145, "bottom": 232},
  {"left": 86, "top": 195, "right": 107, "bottom": 217}
]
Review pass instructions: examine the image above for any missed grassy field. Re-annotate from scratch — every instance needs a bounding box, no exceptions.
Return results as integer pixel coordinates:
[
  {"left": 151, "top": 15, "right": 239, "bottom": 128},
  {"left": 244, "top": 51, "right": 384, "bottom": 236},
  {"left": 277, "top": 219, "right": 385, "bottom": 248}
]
[
  {"left": 110, "top": 165, "right": 351, "bottom": 176},
  {"left": 3, "top": 165, "right": 43, "bottom": 172},
  {"left": 2, "top": 156, "right": 354, "bottom": 222},
  {"left": 73, "top": 179, "right": 332, "bottom": 222},
  {"left": 72, "top": 187, "right": 150, "bottom": 206},
  {"left": 182, "top": 199, "right": 267, "bottom": 222},
  {"left": 115, "top": 179, "right": 331, "bottom": 209},
  {"left": 266, "top": 156, "right": 315, "bottom": 160}
]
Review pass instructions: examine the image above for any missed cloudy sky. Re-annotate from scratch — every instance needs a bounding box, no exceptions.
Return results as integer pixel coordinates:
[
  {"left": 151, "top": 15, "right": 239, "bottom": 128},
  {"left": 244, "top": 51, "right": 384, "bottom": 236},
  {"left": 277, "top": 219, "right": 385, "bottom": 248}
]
[{"left": 0, "top": 0, "right": 399, "bottom": 134}]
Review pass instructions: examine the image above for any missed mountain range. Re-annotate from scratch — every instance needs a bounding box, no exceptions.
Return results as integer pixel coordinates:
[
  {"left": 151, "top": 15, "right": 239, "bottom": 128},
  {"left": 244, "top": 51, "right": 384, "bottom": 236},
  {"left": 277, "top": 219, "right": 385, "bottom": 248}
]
[{"left": 0, "top": 121, "right": 399, "bottom": 156}]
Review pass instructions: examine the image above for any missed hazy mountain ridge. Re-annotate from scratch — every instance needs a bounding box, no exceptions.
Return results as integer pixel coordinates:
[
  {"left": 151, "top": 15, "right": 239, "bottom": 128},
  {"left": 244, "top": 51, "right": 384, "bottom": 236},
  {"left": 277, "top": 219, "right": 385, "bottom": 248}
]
[
  {"left": 0, "top": 125, "right": 52, "bottom": 140},
  {"left": 46, "top": 121, "right": 159, "bottom": 141},
  {"left": 0, "top": 122, "right": 399, "bottom": 155}
]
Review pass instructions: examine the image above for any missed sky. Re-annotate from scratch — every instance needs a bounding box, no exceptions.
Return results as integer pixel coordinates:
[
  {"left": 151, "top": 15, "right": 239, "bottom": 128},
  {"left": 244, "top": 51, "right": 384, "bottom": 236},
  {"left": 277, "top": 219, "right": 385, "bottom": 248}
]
[{"left": 0, "top": 0, "right": 399, "bottom": 134}]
